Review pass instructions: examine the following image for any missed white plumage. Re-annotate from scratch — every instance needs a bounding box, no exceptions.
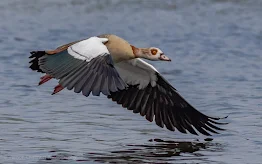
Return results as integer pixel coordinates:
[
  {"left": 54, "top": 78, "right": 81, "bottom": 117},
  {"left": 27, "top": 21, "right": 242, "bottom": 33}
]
[
  {"left": 115, "top": 59, "right": 158, "bottom": 89},
  {"left": 67, "top": 37, "right": 109, "bottom": 61}
]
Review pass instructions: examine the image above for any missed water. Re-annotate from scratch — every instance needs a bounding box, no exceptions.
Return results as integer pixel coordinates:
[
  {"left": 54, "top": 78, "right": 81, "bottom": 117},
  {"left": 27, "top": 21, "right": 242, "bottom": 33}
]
[{"left": 0, "top": 0, "right": 262, "bottom": 163}]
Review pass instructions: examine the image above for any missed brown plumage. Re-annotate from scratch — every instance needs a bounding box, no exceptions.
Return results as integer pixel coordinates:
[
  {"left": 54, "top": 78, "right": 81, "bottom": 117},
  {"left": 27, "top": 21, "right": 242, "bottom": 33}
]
[{"left": 98, "top": 34, "right": 136, "bottom": 62}]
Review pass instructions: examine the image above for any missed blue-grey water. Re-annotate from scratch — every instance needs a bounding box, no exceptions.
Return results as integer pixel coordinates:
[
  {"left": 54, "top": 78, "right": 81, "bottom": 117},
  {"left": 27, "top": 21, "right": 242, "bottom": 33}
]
[{"left": 0, "top": 0, "right": 262, "bottom": 163}]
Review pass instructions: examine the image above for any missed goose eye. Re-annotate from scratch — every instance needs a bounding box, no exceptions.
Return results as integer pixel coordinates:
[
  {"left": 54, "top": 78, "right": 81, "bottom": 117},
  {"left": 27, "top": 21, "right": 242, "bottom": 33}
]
[{"left": 151, "top": 49, "right": 158, "bottom": 55}]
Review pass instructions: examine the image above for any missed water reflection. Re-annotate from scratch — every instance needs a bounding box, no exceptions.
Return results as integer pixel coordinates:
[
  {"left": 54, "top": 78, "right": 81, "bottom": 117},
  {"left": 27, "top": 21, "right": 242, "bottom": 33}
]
[{"left": 39, "top": 138, "right": 222, "bottom": 164}]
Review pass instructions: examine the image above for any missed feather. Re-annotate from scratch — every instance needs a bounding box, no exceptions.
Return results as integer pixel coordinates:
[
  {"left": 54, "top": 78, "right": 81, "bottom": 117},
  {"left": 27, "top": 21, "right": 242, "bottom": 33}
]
[{"left": 82, "top": 71, "right": 96, "bottom": 97}]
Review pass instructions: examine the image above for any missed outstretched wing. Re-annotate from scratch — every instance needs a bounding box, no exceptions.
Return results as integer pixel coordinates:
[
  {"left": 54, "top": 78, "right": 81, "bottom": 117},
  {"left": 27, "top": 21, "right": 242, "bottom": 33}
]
[
  {"left": 30, "top": 37, "right": 126, "bottom": 96},
  {"left": 108, "top": 59, "right": 226, "bottom": 136}
]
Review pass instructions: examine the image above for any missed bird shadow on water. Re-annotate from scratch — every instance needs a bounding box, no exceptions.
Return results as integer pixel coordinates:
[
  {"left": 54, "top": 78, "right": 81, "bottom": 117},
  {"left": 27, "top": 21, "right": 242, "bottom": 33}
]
[{"left": 38, "top": 138, "right": 223, "bottom": 164}]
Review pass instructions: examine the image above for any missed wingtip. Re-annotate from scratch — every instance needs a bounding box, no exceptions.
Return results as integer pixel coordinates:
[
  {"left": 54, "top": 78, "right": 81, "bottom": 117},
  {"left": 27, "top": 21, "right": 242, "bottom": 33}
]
[
  {"left": 29, "top": 53, "right": 35, "bottom": 58},
  {"left": 221, "top": 115, "right": 229, "bottom": 119},
  {"left": 29, "top": 51, "right": 46, "bottom": 58},
  {"left": 208, "top": 118, "right": 229, "bottom": 125},
  {"left": 29, "top": 51, "right": 39, "bottom": 58}
]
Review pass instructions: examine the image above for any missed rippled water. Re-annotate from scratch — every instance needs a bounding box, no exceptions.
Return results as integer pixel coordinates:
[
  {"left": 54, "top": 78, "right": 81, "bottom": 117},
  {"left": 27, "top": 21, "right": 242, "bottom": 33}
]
[{"left": 0, "top": 0, "right": 262, "bottom": 163}]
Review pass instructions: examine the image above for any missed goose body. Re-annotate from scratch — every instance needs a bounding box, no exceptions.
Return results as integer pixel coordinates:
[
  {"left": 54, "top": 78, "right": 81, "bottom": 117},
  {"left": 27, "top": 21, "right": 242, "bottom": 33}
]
[{"left": 29, "top": 34, "right": 226, "bottom": 136}]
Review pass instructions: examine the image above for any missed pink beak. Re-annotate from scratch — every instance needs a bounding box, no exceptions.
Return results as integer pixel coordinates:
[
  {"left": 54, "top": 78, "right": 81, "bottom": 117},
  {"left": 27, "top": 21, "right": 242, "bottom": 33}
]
[{"left": 159, "top": 54, "right": 171, "bottom": 61}]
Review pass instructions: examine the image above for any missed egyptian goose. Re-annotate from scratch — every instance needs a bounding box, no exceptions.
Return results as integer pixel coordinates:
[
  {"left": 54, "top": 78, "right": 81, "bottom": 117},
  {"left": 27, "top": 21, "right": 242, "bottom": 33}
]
[{"left": 29, "top": 34, "right": 226, "bottom": 136}]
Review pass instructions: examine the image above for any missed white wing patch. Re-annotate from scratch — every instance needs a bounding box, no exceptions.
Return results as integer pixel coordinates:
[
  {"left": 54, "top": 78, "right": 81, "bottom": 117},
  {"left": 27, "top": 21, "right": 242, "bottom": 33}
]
[
  {"left": 67, "top": 37, "right": 109, "bottom": 61},
  {"left": 115, "top": 59, "right": 158, "bottom": 89}
]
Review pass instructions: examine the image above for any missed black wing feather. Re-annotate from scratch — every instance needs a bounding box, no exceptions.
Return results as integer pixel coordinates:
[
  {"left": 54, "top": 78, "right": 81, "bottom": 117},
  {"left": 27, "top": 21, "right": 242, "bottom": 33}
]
[{"left": 108, "top": 73, "right": 226, "bottom": 135}]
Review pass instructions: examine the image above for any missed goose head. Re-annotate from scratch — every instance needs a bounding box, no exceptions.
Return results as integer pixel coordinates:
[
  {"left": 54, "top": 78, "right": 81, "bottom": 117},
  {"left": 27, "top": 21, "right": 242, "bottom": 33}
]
[
  {"left": 148, "top": 47, "right": 171, "bottom": 61},
  {"left": 132, "top": 45, "right": 171, "bottom": 61}
]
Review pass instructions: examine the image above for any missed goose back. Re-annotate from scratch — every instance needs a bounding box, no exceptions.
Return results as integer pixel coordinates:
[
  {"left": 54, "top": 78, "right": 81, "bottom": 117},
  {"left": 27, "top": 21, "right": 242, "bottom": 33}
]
[{"left": 98, "top": 34, "right": 135, "bottom": 63}]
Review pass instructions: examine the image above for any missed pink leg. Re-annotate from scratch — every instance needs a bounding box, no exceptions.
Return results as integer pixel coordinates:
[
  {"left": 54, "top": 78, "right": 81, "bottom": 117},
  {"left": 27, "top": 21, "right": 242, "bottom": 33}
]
[
  {"left": 52, "top": 84, "right": 64, "bottom": 95},
  {"left": 39, "top": 74, "right": 53, "bottom": 85}
]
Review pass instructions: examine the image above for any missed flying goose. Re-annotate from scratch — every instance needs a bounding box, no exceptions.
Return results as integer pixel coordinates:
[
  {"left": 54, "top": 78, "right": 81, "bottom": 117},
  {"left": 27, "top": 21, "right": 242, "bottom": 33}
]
[{"left": 29, "top": 34, "right": 226, "bottom": 136}]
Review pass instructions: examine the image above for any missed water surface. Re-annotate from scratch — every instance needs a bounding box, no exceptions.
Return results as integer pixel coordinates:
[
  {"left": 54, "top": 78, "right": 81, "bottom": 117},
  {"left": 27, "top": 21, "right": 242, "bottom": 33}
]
[{"left": 0, "top": 0, "right": 262, "bottom": 163}]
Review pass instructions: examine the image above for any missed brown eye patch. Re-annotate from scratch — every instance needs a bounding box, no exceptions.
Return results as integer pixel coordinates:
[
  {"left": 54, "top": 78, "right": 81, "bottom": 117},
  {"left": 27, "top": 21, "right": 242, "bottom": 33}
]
[{"left": 151, "top": 49, "right": 158, "bottom": 55}]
